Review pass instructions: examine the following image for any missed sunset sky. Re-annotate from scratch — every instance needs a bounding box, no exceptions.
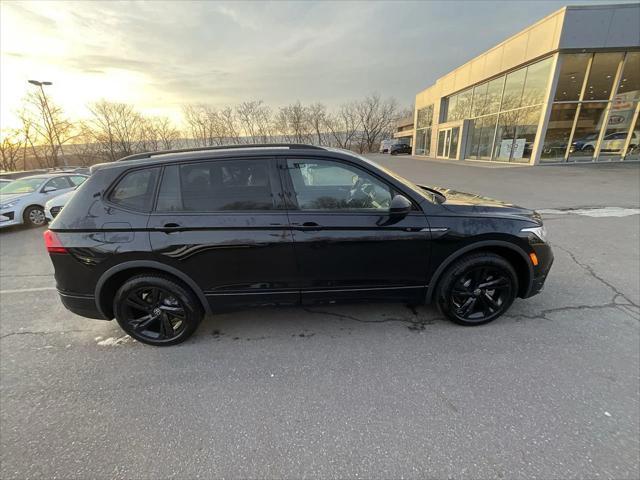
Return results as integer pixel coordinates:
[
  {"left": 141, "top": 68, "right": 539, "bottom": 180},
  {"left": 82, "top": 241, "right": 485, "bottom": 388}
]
[{"left": 1, "top": 0, "right": 634, "bottom": 130}]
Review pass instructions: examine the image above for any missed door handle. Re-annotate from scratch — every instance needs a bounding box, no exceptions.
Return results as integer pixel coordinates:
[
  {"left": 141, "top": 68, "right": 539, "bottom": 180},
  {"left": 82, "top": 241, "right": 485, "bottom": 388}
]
[
  {"left": 161, "top": 223, "right": 182, "bottom": 233},
  {"left": 294, "top": 222, "right": 322, "bottom": 231}
]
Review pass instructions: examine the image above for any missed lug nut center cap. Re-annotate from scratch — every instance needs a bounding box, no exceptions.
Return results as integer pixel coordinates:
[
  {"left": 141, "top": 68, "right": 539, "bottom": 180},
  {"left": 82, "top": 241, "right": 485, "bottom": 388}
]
[
  {"left": 153, "top": 307, "right": 162, "bottom": 316},
  {"left": 473, "top": 288, "right": 482, "bottom": 297}
]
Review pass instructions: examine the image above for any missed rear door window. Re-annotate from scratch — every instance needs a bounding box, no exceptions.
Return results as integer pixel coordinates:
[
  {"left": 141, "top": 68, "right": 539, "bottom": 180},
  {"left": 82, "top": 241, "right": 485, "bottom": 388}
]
[
  {"left": 156, "top": 159, "right": 275, "bottom": 212},
  {"left": 109, "top": 168, "right": 160, "bottom": 211},
  {"left": 69, "top": 175, "right": 88, "bottom": 187},
  {"left": 44, "top": 176, "right": 72, "bottom": 191}
]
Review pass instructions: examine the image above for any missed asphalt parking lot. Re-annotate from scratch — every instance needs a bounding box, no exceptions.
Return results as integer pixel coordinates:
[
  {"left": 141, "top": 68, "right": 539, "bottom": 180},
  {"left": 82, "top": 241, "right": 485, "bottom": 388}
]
[{"left": 1, "top": 156, "right": 639, "bottom": 479}]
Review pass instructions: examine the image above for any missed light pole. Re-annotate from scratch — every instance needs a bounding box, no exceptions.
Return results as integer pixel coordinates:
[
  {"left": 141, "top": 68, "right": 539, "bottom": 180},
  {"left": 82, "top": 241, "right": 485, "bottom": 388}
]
[{"left": 27, "top": 80, "right": 67, "bottom": 167}]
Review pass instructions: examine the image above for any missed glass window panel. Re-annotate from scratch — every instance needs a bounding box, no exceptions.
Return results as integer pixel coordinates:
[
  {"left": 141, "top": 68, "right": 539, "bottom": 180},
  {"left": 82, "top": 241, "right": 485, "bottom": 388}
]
[
  {"left": 501, "top": 68, "right": 527, "bottom": 111},
  {"left": 522, "top": 58, "right": 552, "bottom": 106},
  {"left": 425, "top": 128, "right": 432, "bottom": 156},
  {"left": 554, "top": 54, "right": 590, "bottom": 101},
  {"left": 415, "top": 129, "right": 427, "bottom": 155},
  {"left": 624, "top": 112, "right": 640, "bottom": 161},
  {"left": 513, "top": 106, "right": 542, "bottom": 163},
  {"left": 541, "top": 103, "right": 579, "bottom": 162},
  {"left": 109, "top": 167, "right": 160, "bottom": 211},
  {"left": 156, "top": 165, "right": 182, "bottom": 211},
  {"left": 617, "top": 52, "right": 640, "bottom": 102},
  {"left": 478, "top": 115, "right": 498, "bottom": 159},
  {"left": 492, "top": 110, "right": 520, "bottom": 162},
  {"left": 449, "top": 127, "right": 460, "bottom": 159},
  {"left": 455, "top": 89, "right": 473, "bottom": 120},
  {"left": 601, "top": 101, "right": 638, "bottom": 159},
  {"left": 179, "top": 160, "right": 275, "bottom": 211},
  {"left": 444, "top": 96, "right": 456, "bottom": 123},
  {"left": 416, "top": 105, "right": 433, "bottom": 129},
  {"left": 583, "top": 53, "right": 623, "bottom": 101},
  {"left": 568, "top": 102, "right": 609, "bottom": 161},
  {"left": 485, "top": 77, "right": 505, "bottom": 114},
  {"left": 437, "top": 130, "right": 446, "bottom": 156},
  {"left": 286, "top": 159, "right": 392, "bottom": 211},
  {"left": 471, "top": 83, "right": 489, "bottom": 117},
  {"left": 466, "top": 119, "right": 482, "bottom": 159}
]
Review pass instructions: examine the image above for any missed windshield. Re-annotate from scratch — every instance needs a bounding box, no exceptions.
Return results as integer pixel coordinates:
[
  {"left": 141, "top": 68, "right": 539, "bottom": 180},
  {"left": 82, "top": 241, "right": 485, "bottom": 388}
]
[{"left": 0, "top": 178, "right": 44, "bottom": 194}]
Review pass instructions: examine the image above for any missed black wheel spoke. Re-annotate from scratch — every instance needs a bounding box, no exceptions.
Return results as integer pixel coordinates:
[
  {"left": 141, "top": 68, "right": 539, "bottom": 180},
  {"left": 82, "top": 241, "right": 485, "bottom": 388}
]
[
  {"left": 129, "top": 313, "right": 157, "bottom": 331},
  {"left": 126, "top": 294, "right": 150, "bottom": 312},
  {"left": 483, "top": 292, "right": 500, "bottom": 312},
  {"left": 159, "top": 314, "right": 174, "bottom": 339},
  {"left": 479, "top": 276, "right": 509, "bottom": 289},
  {"left": 458, "top": 297, "right": 476, "bottom": 317}
]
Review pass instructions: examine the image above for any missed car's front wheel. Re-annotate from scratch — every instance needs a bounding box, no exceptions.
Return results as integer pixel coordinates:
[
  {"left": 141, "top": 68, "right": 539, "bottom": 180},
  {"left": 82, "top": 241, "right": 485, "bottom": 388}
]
[
  {"left": 23, "top": 205, "right": 46, "bottom": 227},
  {"left": 113, "top": 274, "right": 203, "bottom": 346},
  {"left": 436, "top": 253, "right": 518, "bottom": 326}
]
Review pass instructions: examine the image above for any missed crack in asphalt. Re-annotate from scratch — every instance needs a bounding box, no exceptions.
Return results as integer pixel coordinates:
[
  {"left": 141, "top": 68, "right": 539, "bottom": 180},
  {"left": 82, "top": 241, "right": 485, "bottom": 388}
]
[
  {"left": 554, "top": 243, "right": 639, "bottom": 308},
  {"left": 303, "top": 306, "right": 441, "bottom": 330}
]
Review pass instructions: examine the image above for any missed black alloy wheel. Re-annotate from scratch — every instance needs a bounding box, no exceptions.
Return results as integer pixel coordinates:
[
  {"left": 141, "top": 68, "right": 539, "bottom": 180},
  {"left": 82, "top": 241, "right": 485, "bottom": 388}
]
[
  {"left": 113, "top": 274, "right": 202, "bottom": 346},
  {"left": 436, "top": 253, "right": 518, "bottom": 326}
]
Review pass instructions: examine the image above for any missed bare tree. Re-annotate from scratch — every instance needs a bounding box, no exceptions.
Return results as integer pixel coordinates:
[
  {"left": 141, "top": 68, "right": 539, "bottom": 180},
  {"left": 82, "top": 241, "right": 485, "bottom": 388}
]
[
  {"left": 88, "top": 100, "right": 142, "bottom": 161},
  {"left": 324, "top": 101, "right": 361, "bottom": 150},
  {"left": 307, "top": 102, "right": 328, "bottom": 145},
  {"left": 236, "top": 100, "right": 273, "bottom": 143},
  {"left": 274, "top": 101, "right": 313, "bottom": 144},
  {"left": 0, "top": 130, "right": 23, "bottom": 172},
  {"left": 354, "top": 93, "right": 398, "bottom": 153},
  {"left": 154, "top": 117, "right": 181, "bottom": 150},
  {"left": 24, "top": 90, "right": 75, "bottom": 167}
]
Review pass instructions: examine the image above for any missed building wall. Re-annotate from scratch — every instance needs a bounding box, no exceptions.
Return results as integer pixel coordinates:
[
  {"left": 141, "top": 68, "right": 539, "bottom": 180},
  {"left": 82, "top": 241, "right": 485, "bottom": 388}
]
[{"left": 413, "top": 3, "right": 640, "bottom": 163}]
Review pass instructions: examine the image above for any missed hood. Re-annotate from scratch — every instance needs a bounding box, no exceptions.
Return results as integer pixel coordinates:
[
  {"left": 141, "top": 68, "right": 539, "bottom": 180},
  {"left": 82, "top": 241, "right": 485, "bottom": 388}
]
[
  {"left": 0, "top": 192, "right": 30, "bottom": 203},
  {"left": 419, "top": 185, "right": 541, "bottom": 224}
]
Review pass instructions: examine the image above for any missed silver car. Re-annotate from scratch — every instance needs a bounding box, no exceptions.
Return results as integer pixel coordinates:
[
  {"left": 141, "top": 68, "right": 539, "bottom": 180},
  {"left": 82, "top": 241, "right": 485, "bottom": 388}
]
[{"left": 0, "top": 173, "right": 88, "bottom": 228}]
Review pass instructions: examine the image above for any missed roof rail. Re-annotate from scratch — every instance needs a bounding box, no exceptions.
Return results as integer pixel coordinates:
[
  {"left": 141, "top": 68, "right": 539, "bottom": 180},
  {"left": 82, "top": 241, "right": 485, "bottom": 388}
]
[{"left": 117, "top": 143, "right": 325, "bottom": 162}]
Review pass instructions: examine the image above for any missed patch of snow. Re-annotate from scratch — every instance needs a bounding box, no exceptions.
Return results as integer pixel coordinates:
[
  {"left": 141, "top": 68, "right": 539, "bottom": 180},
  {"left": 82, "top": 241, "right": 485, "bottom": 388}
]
[
  {"left": 539, "top": 207, "right": 640, "bottom": 218},
  {"left": 97, "top": 335, "right": 131, "bottom": 346}
]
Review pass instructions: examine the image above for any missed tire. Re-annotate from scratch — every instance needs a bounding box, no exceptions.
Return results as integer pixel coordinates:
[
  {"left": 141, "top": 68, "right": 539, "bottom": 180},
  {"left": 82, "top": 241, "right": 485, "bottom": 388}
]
[
  {"left": 113, "top": 274, "right": 203, "bottom": 346},
  {"left": 583, "top": 145, "right": 595, "bottom": 152},
  {"left": 23, "top": 205, "right": 46, "bottom": 227},
  {"left": 435, "top": 253, "right": 518, "bottom": 326},
  {"left": 390, "top": 150, "right": 397, "bottom": 156}
]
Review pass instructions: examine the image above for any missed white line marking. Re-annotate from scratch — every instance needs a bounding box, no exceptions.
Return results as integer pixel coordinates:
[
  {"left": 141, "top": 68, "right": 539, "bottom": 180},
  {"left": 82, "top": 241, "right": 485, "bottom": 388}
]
[
  {"left": 0, "top": 287, "right": 57, "bottom": 294},
  {"left": 538, "top": 207, "right": 640, "bottom": 218}
]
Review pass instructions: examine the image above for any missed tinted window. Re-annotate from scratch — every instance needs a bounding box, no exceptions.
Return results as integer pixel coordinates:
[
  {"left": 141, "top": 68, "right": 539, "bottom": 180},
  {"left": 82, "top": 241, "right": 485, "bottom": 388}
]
[
  {"left": 178, "top": 160, "right": 274, "bottom": 211},
  {"left": 69, "top": 175, "right": 87, "bottom": 187},
  {"left": 109, "top": 168, "right": 160, "bottom": 211},
  {"left": 45, "top": 177, "right": 71, "bottom": 191},
  {"left": 156, "top": 165, "right": 182, "bottom": 211},
  {"left": 287, "top": 159, "right": 392, "bottom": 211}
]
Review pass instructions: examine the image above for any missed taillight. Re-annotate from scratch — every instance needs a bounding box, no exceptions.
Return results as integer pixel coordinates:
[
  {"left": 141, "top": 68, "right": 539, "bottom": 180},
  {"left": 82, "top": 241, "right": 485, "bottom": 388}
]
[{"left": 43, "top": 230, "right": 67, "bottom": 254}]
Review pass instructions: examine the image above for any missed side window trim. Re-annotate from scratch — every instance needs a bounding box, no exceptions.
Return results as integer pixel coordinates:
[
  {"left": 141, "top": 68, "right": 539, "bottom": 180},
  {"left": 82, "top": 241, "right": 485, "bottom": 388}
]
[{"left": 151, "top": 157, "right": 284, "bottom": 214}]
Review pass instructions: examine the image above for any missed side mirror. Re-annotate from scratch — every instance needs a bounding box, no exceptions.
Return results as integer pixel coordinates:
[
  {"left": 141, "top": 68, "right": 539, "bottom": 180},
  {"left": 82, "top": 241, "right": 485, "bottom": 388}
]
[
  {"left": 389, "top": 194, "right": 412, "bottom": 217},
  {"left": 42, "top": 186, "right": 56, "bottom": 193}
]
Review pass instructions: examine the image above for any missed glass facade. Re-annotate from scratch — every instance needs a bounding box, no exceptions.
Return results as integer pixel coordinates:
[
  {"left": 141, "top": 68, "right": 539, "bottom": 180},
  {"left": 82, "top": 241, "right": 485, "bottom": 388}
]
[
  {"left": 417, "top": 50, "right": 639, "bottom": 164},
  {"left": 541, "top": 51, "right": 640, "bottom": 163},
  {"left": 443, "top": 57, "right": 551, "bottom": 162},
  {"left": 414, "top": 105, "right": 434, "bottom": 156}
]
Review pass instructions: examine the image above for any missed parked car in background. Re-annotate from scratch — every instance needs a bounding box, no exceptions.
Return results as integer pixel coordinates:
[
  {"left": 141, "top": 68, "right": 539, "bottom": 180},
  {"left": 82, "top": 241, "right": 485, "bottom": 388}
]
[
  {"left": 45, "top": 144, "right": 553, "bottom": 346},
  {"left": 390, "top": 143, "right": 412, "bottom": 155},
  {"left": 45, "top": 189, "right": 77, "bottom": 222},
  {"left": 379, "top": 139, "right": 396, "bottom": 153},
  {"left": 0, "top": 173, "right": 88, "bottom": 228}
]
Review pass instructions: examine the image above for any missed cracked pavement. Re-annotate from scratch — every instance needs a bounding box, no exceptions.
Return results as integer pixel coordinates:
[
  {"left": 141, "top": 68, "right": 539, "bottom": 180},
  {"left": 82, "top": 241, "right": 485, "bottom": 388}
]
[{"left": 1, "top": 157, "right": 639, "bottom": 479}]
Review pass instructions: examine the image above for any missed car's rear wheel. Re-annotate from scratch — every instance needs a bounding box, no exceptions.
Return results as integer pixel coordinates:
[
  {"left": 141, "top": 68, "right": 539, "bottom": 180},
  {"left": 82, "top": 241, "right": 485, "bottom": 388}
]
[
  {"left": 113, "top": 274, "right": 203, "bottom": 346},
  {"left": 436, "top": 253, "right": 518, "bottom": 326},
  {"left": 23, "top": 205, "right": 46, "bottom": 227}
]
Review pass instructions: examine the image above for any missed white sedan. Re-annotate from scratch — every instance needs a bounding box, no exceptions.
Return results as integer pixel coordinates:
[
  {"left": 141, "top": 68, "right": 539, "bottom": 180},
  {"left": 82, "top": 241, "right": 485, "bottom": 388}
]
[
  {"left": 0, "top": 173, "right": 87, "bottom": 228},
  {"left": 45, "top": 189, "right": 76, "bottom": 222}
]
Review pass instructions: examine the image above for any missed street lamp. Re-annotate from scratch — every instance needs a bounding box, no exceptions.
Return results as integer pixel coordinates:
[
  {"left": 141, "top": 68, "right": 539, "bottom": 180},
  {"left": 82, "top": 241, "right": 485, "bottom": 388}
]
[{"left": 27, "top": 79, "right": 67, "bottom": 167}]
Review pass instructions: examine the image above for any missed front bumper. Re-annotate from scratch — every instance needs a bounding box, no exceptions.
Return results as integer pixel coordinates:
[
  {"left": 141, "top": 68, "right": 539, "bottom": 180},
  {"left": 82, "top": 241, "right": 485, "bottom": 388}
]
[
  {"left": 0, "top": 210, "right": 21, "bottom": 228},
  {"left": 524, "top": 243, "right": 554, "bottom": 298},
  {"left": 58, "top": 290, "right": 109, "bottom": 320}
]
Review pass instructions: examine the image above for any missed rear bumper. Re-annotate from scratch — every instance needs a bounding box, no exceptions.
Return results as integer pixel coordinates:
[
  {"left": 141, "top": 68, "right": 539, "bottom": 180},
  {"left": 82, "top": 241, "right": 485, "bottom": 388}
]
[{"left": 58, "top": 290, "right": 109, "bottom": 320}]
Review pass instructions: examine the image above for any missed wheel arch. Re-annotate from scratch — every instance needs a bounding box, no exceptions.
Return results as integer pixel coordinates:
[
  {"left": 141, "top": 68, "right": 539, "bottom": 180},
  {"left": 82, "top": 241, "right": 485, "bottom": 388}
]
[
  {"left": 426, "top": 240, "right": 534, "bottom": 303},
  {"left": 95, "top": 260, "right": 211, "bottom": 319}
]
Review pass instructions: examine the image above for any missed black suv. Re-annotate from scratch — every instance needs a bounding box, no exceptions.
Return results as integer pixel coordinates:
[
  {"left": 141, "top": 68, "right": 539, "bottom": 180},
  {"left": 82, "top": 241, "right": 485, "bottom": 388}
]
[
  {"left": 45, "top": 144, "right": 553, "bottom": 346},
  {"left": 389, "top": 143, "right": 412, "bottom": 155}
]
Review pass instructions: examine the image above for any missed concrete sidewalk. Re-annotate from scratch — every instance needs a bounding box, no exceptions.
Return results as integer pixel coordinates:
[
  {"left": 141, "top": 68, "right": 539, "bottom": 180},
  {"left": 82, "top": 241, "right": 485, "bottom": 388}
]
[{"left": 370, "top": 154, "right": 640, "bottom": 210}]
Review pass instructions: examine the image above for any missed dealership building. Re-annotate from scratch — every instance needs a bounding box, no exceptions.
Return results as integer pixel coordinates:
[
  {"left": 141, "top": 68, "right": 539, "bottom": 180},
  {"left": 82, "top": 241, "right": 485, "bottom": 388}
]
[{"left": 412, "top": 3, "right": 640, "bottom": 164}]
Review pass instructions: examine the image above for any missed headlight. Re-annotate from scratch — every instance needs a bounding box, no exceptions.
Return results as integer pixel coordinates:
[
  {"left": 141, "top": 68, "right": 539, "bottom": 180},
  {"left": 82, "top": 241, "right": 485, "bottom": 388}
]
[
  {"left": 521, "top": 225, "right": 548, "bottom": 243},
  {"left": 0, "top": 200, "right": 20, "bottom": 209}
]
